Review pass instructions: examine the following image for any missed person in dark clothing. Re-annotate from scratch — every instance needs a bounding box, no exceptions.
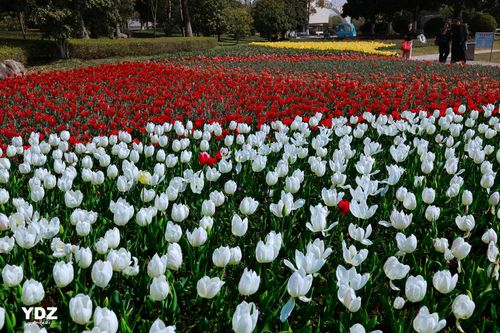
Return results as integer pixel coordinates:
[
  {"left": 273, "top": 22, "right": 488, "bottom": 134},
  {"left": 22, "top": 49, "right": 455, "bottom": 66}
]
[
  {"left": 401, "top": 22, "right": 418, "bottom": 59},
  {"left": 437, "top": 22, "right": 451, "bottom": 63},
  {"left": 451, "top": 18, "right": 467, "bottom": 63}
]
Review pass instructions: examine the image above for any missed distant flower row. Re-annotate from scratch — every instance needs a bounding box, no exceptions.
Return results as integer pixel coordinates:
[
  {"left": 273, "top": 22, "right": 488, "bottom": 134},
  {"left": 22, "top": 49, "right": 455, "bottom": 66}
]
[{"left": 250, "top": 41, "right": 398, "bottom": 56}]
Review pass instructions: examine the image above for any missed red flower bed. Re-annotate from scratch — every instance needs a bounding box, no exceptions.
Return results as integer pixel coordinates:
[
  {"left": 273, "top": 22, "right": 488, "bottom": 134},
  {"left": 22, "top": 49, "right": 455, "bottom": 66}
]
[{"left": 1, "top": 54, "right": 499, "bottom": 144}]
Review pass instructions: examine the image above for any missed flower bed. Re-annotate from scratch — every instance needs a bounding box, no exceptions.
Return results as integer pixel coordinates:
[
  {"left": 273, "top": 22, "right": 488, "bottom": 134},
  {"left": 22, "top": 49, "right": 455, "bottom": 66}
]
[
  {"left": 0, "top": 49, "right": 499, "bottom": 333},
  {"left": 1, "top": 53, "right": 499, "bottom": 144},
  {"left": 250, "top": 41, "right": 398, "bottom": 56},
  {"left": 0, "top": 107, "right": 499, "bottom": 332}
]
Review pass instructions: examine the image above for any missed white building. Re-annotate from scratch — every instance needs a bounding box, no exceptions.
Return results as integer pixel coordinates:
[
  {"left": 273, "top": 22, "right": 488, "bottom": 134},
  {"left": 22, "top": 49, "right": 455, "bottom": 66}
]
[{"left": 308, "top": 1, "right": 348, "bottom": 35}]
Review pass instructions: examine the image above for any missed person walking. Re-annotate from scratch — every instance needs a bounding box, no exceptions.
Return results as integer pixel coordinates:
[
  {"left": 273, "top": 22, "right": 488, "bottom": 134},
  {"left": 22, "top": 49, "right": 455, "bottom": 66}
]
[
  {"left": 401, "top": 22, "right": 417, "bottom": 60},
  {"left": 437, "top": 22, "right": 451, "bottom": 63},
  {"left": 451, "top": 18, "right": 467, "bottom": 63}
]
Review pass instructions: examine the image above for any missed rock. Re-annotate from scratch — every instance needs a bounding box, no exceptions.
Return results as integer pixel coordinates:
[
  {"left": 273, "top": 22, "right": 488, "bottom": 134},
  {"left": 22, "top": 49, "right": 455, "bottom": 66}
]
[
  {"left": 0, "top": 63, "right": 7, "bottom": 80},
  {"left": 117, "top": 32, "right": 128, "bottom": 39},
  {"left": 4, "top": 59, "right": 26, "bottom": 76}
]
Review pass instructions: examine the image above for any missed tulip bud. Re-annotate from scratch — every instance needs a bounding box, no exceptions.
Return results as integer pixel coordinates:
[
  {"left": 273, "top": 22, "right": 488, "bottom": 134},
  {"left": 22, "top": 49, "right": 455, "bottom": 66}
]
[
  {"left": 69, "top": 294, "right": 92, "bottom": 325},
  {"left": 229, "top": 247, "right": 242, "bottom": 265},
  {"left": 93, "top": 307, "right": 119, "bottom": 333},
  {"left": 21, "top": 279, "right": 45, "bottom": 305},
  {"left": 432, "top": 270, "right": 458, "bottom": 294},
  {"left": 166, "top": 243, "right": 182, "bottom": 270},
  {"left": 489, "top": 192, "right": 500, "bottom": 206},
  {"left": 212, "top": 246, "right": 231, "bottom": 268},
  {"left": 165, "top": 221, "right": 182, "bottom": 243},
  {"left": 0, "top": 307, "right": 4, "bottom": 331},
  {"left": 481, "top": 229, "right": 498, "bottom": 244},
  {"left": 287, "top": 269, "right": 313, "bottom": 300},
  {"left": 91, "top": 260, "right": 113, "bottom": 288},
  {"left": 455, "top": 215, "right": 475, "bottom": 235},
  {"left": 147, "top": 254, "right": 167, "bottom": 278},
  {"left": 239, "top": 197, "right": 259, "bottom": 215},
  {"left": 405, "top": 275, "right": 427, "bottom": 303},
  {"left": 451, "top": 237, "right": 471, "bottom": 260},
  {"left": 425, "top": 205, "right": 440, "bottom": 222},
  {"left": 452, "top": 294, "right": 475, "bottom": 320},
  {"left": 75, "top": 247, "right": 92, "bottom": 269},
  {"left": 224, "top": 180, "right": 237, "bottom": 195},
  {"left": 2, "top": 264, "right": 23, "bottom": 287},
  {"left": 150, "top": 319, "right": 176, "bottom": 333},
  {"left": 150, "top": 275, "right": 170, "bottom": 301},
  {"left": 422, "top": 187, "right": 435, "bottom": 204},
  {"left": 197, "top": 276, "right": 224, "bottom": 299},
  {"left": 186, "top": 227, "right": 207, "bottom": 247},
  {"left": 231, "top": 214, "right": 248, "bottom": 237},
  {"left": 53, "top": 261, "right": 74, "bottom": 288},
  {"left": 461, "top": 190, "right": 473, "bottom": 206},
  {"left": 412, "top": 306, "right": 446, "bottom": 333},
  {"left": 232, "top": 301, "right": 258, "bottom": 333},
  {"left": 171, "top": 203, "right": 189, "bottom": 222},
  {"left": 393, "top": 296, "right": 406, "bottom": 309},
  {"left": 238, "top": 268, "right": 260, "bottom": 296}
]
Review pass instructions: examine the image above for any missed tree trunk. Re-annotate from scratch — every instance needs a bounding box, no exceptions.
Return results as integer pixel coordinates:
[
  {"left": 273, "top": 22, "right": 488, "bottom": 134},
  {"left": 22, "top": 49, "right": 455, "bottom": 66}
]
[
  {"left": 57, "top": 39, "right": 70, "bottom": 59},
  {"left": 181, "top": 0, "right": 193, "bottom": 37},
  {"left": 370, "top": 21, "right": 375, "bottom": 34},
  {"left": 413, "top": 6, "right": 419, "bottom": 32},
  {"left": 150, "top": 0, "right": 158, "bottom": 38},
  {"left": 80, "top": 17, "right": 90, "bottom": 39},
  {"left": 305, "top": 1, "right": 310, "bottom": 35},
  {"left": 17, "top": 12, "right": 27, "bottom": 40}
]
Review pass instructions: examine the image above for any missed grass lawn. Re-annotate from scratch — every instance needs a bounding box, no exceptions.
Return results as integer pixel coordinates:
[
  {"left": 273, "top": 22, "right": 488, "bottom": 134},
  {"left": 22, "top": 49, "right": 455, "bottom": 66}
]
[
  {"left": 379, "top": 37, "right": 500, "bottom": 57},
  {"left": 473, "top": 51, "right": 500, "bottom": 63}
]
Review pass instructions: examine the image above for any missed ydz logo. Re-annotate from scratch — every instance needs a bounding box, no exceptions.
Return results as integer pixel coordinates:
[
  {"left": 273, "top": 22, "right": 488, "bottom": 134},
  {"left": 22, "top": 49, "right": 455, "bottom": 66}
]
[{"left": 22, "top": 307, "right": 58, "bottom": 320}]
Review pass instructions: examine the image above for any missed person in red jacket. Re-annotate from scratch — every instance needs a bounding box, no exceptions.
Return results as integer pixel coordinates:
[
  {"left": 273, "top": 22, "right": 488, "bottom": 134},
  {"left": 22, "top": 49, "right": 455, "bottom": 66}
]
[{"left": 401, "top": 22, "right": 418, "bottom": 59}]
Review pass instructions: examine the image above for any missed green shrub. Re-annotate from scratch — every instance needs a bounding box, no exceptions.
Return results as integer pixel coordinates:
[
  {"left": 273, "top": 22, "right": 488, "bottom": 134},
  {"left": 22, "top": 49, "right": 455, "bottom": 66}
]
[
  {"left": 424, "top": 17, "right": 444, "bottom": 37},
  {"left": 469, "top": 13, "right": 497, "bottom": 33},
  {"left": 0, "top": 46, "right": 27, "bottom": 63},
  {"left": 0, "top": 39, "right": 58, "bottom": 63},
  {"left": 68, "top": 37, "right": 217, "bottom": 59}
]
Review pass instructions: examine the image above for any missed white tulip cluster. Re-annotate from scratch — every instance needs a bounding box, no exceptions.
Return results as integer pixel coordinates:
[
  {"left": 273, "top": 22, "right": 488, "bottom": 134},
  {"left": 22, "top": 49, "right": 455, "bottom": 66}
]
[{"left": 0, "top": 105, "right": 498, "bottom": 332}]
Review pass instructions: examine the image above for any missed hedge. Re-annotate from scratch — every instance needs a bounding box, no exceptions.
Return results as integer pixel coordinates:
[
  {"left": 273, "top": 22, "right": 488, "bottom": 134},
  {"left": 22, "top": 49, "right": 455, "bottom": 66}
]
[
  {"left": 0, "top": 39, "right": 59, "bottom": 63},
  {"left": 68, "top": 37, "right": 217, "bottom": 59},
  {"left": 0, "top": 37, "right": 217, "bottom": 63},
  {"left": 0, "top": 45, "right": 28, "bottom": 63}
]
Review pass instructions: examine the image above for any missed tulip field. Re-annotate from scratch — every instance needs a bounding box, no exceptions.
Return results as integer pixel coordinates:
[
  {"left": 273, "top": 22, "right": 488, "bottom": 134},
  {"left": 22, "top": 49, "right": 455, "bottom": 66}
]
[{"left": 0, "top": 46, "right": 499, "bottom": 333}]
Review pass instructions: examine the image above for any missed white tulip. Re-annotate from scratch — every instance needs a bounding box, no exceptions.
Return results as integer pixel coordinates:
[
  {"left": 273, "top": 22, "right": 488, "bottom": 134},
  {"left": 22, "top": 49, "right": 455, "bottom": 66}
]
[
  {"left": 432, "top": 270, "right": 458, "bottom": 294},
  {"left": 238, "top": 268, "right": 260, "bottom": 296},
  {"left": 197, "top": 276, "right": 224, "bottom": 299},
  {"left": 452, "top": 294, "right": 475, "bottom": 319}
]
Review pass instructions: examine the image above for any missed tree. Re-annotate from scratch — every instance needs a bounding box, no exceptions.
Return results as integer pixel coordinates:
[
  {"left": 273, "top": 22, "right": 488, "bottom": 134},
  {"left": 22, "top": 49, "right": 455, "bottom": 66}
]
[
  {"left": 150, "top": 0, "right": 159, "bottom": 37},
  {"left": 285, "top": 0, "right": 308, "bottom": 32},
  {"left": 80, "top": 0, "right": 121, "bottom": 38},
  {"left": 115, "top": 0, "right": 135, "bottom": 35},
  {"left": 252, "top": 0, "right": 291, "bottom": 40},
  {"left": 181, "top": 0, "right": 193, "bottom": 36},
  {"left": 224, "top": 6, "right": 253, "bottom": 42},
  {"left": 31, "top": 0, "right": 73, "bottom": 58},
  {"left": 342, "top": 0, "right": 385, "bottom": 34},
  {"left": 0, "top": 0, "right": 35, "bottom": 39},
  {"left": 191, "top": 0, "right": 229, "bottom": 39}
]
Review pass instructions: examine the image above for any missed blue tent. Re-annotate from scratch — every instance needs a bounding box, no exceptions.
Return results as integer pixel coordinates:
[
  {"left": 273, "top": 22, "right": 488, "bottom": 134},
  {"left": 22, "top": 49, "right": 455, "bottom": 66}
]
[{"left": 336, "top": 22, "right": 357, "bottom": 38}]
